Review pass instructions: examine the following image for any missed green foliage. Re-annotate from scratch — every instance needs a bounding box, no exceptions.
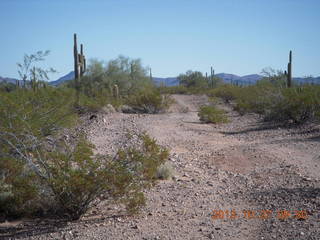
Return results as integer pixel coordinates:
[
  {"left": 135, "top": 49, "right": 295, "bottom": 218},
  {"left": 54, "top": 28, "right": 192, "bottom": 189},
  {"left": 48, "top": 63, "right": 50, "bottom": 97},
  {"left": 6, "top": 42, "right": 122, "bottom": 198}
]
[
  {"left": 210, "top": 76, "right": 224, "bottom": 88},
  {"left": 0, "top": 126, "right": 169, "bottom": 220},
  {"left": 198, "top": 105, "right": 228, "bottom": 123},
  {"left": 65, "top": 55, "right": 155, "bottom": 113},
  {"left": 125, "top": 88, "right": 173, "bottom": 113},
  {"left": 0, "top": 87, "right": 76, "bottom": 218},
  {"left": 233, "top": 83, "right": 277, "bottom": 115},
  {"left": 264, "top": 86, "right": 320, "bottom": 124},
  {"left": 0, "top": 82, "right": 18, "bottom": 93},
  {"left": 0, "top": 52, "right": 170, "bottom": 221},
  {"left": 73, "top": 56, "right": 153, "bottom": 98},
  {"left": 232, "top": 84, "right": 320, "bottom": 124},
  {"left": 178, "top": 70, "right": 209, "bottom": 88},
  {"left": 208, "top": 84, "right": 241, "bottom": 103},
  {"left": 45, "top": 137, "right": 112, "bottom": 220},
  {"left": 0, "top": 87, "right": 76, "bottom": 138},
  {"left": 114, "top": 133, "right": 169, "bottom": 214},
  {"left": 44, "top": 133, "right": 168, "bottom": 219},
  {"left": 259, "top": 67, "right": 288, "bottom": 88},
  {"left": 212, "top": 81, "right": 320, "bottom": 125},
  {"left": 17, "top": 50, "right": 56, "bottom": 90},
  {"left": 0, "top": 156, "right": 39, "bottom": 218}
]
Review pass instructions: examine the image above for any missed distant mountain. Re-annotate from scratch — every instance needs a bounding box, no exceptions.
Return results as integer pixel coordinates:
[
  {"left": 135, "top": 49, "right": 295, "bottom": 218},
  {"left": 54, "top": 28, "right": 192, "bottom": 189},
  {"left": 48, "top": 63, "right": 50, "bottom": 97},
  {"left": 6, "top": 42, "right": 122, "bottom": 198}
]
[
  {"left": 293, "top": 77, "right": 320, "bottom": 85},
  {"left": 49, "top": 72, "right": 181, "bottom": 87},
  {"left": 153, "top": 73, "right": 264, "bottom": 86},
  {"left": 49, "top": 71, "right": 75, "bottom": 86},
  {"left": 152, "top": 77, "right": 179, "bottom": 86},
  {"left": 215, "top": 73, "right": 263, "bottom": 85},
  {"left": 0, "top": 76, "right": 20, "bottom": 84}
]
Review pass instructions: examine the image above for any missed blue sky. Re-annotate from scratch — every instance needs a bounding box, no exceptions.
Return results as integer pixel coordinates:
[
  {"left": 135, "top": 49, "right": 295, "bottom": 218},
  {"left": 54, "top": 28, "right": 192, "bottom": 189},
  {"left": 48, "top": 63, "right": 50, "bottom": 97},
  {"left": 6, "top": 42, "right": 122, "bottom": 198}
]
[{"left": 0, "top": 0, "right": 319, "bottom": 80}]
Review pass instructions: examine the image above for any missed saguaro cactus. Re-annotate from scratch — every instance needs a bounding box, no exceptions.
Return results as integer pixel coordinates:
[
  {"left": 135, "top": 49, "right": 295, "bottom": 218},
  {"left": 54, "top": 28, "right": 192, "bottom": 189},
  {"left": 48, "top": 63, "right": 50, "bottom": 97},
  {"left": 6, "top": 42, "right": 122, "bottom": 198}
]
[
  {"left": 80, "top": 44, "right": 86, "bottom": 77},
  {"left": 113, "top": 84, "right": 119, "bottom": 99},
  {"left": 149, "top": 68, "right": 153, "bottom": 81},
  {"left": 73, "top": 33, "right": 87, "bottom": 105},
  {"left": 74, "top": 34, "right": 79, "bottom": 81},
  {"left": 287, "top": 50, "right": 292, "bottom": 88},
  {"left": 210, "top": 66, "right": 215, "bottom": 88}
]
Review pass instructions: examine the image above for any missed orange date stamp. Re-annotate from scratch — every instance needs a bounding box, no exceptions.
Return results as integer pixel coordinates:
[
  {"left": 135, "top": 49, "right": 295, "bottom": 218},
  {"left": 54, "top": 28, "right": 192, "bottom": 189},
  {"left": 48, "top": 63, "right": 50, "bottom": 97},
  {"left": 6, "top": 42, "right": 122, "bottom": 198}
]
[{"left": 211, "top": 209, "right": 308, "bottom": 220}]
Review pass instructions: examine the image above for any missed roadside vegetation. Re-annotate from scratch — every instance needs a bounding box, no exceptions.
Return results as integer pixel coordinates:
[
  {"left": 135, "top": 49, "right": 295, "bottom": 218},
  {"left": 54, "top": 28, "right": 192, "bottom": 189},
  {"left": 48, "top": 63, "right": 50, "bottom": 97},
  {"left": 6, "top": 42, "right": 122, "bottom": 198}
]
[
  {"left": 160, "top": 68, "right": 320, "bottom": 125},
  {"left": 0, "top": 52, "right": 170, "bottom": 221},
  {"left": 198, "top": 105, "right": 228, "bottom": 124},
  {"left": 208, "top": 75, "right": 320, "bottom": 125}
]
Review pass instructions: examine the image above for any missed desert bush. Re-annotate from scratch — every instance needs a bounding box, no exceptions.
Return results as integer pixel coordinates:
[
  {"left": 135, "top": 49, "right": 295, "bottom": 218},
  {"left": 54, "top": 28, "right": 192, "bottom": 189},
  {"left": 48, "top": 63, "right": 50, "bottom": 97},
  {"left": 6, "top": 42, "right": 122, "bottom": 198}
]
[
  {"left": 0, "top": 87, "right": 77, "bottom": 218},
  {"left": 0, "top": 128, "right": 169, "bottom": 220},
  {"left": 263, "top": 86, "right": 320, "bottom": 124},
  {"left": 125, "top": 88, "right": 173, "bottom": 113},
  {"left": 213, "top": 82, "right": 320, "bottom": 125},
  {"left": 178, "top": 70, "right": 208, "bottom": 88},
  {"left": 232, "top": 83, "right": 277, "bottom": 115},
  {"left": 208, "top": 84, "right": 241, "bottom": 103},
  {"left": 0, "top": 82, "right": 17, "bottom": 93},
  {"left": 46, "top": 133, "right": 168, "bottom": 219},
  {"left": 0, "top": 87, "right": 76, "bottom": 137},
  {"left": 198, "top": 105, "right": 228, "bottom": 123},
  {"left": 0, "top": 156, "right": 40, "bottom": 219}
]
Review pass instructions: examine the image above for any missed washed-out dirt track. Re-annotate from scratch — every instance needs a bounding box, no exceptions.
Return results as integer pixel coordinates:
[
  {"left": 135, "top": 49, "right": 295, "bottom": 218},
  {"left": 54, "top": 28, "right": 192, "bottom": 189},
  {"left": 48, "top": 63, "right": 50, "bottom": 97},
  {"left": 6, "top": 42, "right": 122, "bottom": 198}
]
[
  {"left": 4, "top": 94, "right": 320, "bottom": 239},
  {"left": 85, "top": 94, "right": 320, "bottom": 240}
]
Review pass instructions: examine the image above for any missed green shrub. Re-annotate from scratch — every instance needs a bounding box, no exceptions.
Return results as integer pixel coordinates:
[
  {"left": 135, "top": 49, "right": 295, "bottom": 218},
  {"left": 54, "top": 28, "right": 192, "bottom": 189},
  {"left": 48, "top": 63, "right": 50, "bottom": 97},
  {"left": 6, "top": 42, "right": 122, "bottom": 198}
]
[
  {"left": 212, "top": 82, "right": 320, "bottom": 125},
  {"left": 0, "top": 87, "right": 77, "bottom": 218},
  {"left": 264, "top": 86, "right": 320, "bottom": 124},
  {"left": 233, "top": 83, "right": 277, "bottom": 115},
  {"left": 0, "top": 130, "right": 169, "bottom": 220},
  {"left": 208, "top": 84, "right": 241, "bottom": 103},
  {"left": 125, "top": 88, "right": 173, "bottom": 113},
  {"left": 0, "top": 156, "right": 40, "bottom": 218},
  {"left": 114, "top": 133, "right": 169, "bottom": 214},
  {"left": 198, "top": 105, "right": 228, "bottom": 123}
]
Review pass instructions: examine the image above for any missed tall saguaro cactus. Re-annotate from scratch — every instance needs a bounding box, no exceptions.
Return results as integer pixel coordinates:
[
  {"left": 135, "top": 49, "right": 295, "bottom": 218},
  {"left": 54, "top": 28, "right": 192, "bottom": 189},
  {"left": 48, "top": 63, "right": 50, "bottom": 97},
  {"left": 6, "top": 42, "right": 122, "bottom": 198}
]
[
  {"left": 210, "top": 66, "right": 215, "bottom": 88},
  {"left": 80, "top": 44, "right": 86, "bottom": 77},
  {"left": 74, "top": 34, "right": 79, "bottom": 81},
  {"left": 149, "top": 68, "right": 153, "bottom": 81},
  {"left": 73, "top": 33, "right": 86, "bottom": 105},
  {"left": 287, "top": 50, "right": 292, "bottom": 88}
]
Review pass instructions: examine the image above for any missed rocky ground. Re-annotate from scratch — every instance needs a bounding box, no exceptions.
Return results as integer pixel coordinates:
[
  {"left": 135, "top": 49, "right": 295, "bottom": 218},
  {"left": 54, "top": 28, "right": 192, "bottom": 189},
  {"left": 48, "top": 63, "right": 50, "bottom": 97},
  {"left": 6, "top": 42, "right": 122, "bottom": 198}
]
[{"left": 1, "top": 94, "right": 320, "bottom": 240}]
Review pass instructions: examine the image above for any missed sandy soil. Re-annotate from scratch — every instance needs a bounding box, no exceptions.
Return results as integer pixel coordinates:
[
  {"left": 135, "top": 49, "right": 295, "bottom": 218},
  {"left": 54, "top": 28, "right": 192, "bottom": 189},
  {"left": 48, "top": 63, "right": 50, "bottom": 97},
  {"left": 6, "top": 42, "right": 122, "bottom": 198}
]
[{"left": 1, "top": 94, "right": 320, "bottom": 240}]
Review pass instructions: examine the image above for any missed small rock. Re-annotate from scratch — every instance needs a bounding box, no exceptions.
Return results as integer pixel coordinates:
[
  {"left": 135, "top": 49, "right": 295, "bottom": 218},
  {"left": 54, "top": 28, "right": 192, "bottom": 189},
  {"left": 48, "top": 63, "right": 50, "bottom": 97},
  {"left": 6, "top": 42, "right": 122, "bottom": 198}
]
[
  {"left": 121, "top": 105, "right": 136, "bottom": 113},
  {"left": 102, "top": 104, "right": 116, "bottom": 114},
  {"left": 89, "top": 114, "right": 97, "bottom": 120},
  {"left": 132, "top": 224, "right": 139, "bottom": 229}
]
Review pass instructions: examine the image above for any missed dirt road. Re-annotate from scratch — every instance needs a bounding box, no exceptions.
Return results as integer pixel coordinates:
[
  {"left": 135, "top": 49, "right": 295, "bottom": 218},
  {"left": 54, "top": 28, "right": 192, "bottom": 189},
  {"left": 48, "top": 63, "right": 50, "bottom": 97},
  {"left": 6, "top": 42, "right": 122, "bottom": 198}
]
[{"left": 3, "top": 94, "right": 320, "bottom": 239}]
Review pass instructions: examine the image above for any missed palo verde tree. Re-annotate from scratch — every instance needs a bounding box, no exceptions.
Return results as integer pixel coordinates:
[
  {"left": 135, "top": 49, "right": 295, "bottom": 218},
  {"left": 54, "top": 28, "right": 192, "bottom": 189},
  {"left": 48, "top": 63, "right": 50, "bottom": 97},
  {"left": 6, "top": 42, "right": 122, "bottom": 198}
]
[
  {"left": 259, "top": 67, "right": 287, "bottom": 88},
  {"left": 178, "top": 70, "right": 208, "bottom": 88},
  {"left": 17, "top": 50, "right": 56, "bottom": 90}
]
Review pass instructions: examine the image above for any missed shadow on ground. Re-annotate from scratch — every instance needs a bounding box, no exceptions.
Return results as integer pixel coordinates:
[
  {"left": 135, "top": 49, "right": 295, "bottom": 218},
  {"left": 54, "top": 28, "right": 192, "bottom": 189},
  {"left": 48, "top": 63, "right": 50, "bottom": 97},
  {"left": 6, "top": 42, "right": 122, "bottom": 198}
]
[{"left": 0, "top": 213, "right": 126, "bottom": 239}]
